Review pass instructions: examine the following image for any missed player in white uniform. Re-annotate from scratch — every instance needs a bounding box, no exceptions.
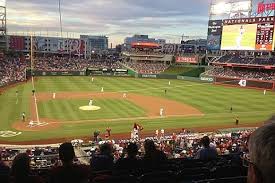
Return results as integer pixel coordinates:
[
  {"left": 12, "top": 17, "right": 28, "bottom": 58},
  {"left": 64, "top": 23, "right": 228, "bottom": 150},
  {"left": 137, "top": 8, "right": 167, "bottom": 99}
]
[
  {"left": 160, "top": 108, "right": 164, "bottom": 117},
  {"left": 91, "top": 77, "right": 94, "bottom": 82},
  {"left": 264, "top": 90, "right": 267, "bottom": 95},
  {"left": 236, "top": 25, "right": 245, "bottom": 49},
  {"left": 168, "top": 81, "right": 171, "bottom": 85},
  {"left": 53, "top": 93, "right": 56, "bottom": 99},
  {"left": 101, "top": 87, "right": 104, "bottom": 92},
  {"left": 89, "top": 99, "right": 93, "bottom": 106},
  {"left": 123, "top": 93, "right": 127, "bottom": 98}
]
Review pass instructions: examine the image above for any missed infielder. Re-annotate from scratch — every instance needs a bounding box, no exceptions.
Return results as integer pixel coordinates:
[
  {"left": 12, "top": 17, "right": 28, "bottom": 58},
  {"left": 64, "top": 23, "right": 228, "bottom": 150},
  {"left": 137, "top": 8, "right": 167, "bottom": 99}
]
[
  {"left": 22, "top": 112, "right": 26, "bottom": 122},
  {"left": 53, "top": 93, "right": 56, "bottom": 99},
  {"left": 123, "top": 93, "right": 127, "bottom": 98},
  {"left": 264, "top": 90, "right": 267, "bottom": 95},
  {"left": 89, "top": 99, "right": 93, "bottom": 106},
  {"left": 160, "top": 108, "right": 164, "bottom": 117}
]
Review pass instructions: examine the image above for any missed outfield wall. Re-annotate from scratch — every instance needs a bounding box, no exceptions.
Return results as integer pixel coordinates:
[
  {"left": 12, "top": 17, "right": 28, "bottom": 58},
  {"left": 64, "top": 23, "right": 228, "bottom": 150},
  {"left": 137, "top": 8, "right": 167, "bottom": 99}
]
[
  {"left": 25, "top": 70, "right": 275, "bottom": 90},
  {"left": 215, "top": 77, "right": 275, "bottom": 90}
]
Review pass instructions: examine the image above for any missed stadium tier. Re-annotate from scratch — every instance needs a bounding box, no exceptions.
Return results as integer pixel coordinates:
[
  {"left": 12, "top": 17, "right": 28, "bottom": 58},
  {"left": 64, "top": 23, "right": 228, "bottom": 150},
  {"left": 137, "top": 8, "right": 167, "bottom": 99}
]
[{"left": 2, "top": 1, "right": 275, "bottom": 183}]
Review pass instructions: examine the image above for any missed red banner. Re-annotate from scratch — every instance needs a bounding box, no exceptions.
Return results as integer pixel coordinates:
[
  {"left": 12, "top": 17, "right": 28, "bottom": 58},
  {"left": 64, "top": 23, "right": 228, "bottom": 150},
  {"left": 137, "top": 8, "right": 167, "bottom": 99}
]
[
  {"left": 9, "top": 36, "right": 25, "bottom": 50},
  {"left": 258, "top": 2, "right": 275, "bottom": 14},
  {"left": 176, "top": 56, "right": 198, "bottom": 64}
]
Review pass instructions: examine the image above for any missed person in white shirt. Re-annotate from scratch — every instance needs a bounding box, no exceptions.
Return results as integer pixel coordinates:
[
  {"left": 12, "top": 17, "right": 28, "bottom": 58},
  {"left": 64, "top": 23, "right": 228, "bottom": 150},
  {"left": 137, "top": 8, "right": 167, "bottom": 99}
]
[
  {"left": 89, "top": 99, "right": 93, "bottom": 106},
  {"left": 160, "top": 108, "right": 164, "bottom": 117}
]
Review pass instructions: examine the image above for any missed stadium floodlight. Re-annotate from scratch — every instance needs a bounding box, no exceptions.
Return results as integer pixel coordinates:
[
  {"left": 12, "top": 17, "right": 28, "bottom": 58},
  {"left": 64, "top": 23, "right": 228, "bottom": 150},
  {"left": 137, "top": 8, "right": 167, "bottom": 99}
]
[
  {"left": 0, "top": 0, "right": 6, "bottom": 7},
  {"left": 211, "top": 2, "right": 231, "bottom": 14},
  {"left": 211, "top": 0, "right": 251, "bottom": 15}
]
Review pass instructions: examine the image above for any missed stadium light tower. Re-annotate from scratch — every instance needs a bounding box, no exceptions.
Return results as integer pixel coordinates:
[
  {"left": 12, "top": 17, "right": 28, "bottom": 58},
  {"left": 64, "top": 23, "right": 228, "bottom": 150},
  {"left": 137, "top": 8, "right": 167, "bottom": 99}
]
[{"left": 0, "top": 0, "right": 6, "bottom": 51}]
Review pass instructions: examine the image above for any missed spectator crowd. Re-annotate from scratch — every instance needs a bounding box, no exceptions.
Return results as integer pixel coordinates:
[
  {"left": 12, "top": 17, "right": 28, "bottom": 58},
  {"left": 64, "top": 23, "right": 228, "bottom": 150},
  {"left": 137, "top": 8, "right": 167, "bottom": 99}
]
[
  {"left": 214, "top": 54, "right": 275, "bottom": 66},
  {"left": 207, "top": 67, "right": 275, "bottom": 81},
  {"left": 0, "top": 58, "right": 27, "bottom": 87},
  {"left": 0, "top": 127, "right": 256, "bottom": 183},
  {"left": 123, "top": 61, "right": 169, "bottom": 74}
]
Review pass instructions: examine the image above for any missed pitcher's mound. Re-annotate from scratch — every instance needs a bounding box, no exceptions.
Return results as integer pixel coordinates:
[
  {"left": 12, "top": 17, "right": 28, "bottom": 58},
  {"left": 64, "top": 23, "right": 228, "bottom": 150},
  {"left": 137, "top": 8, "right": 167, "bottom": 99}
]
[{"left": 79, "top": 105, "right": 101, "bottom": 111}]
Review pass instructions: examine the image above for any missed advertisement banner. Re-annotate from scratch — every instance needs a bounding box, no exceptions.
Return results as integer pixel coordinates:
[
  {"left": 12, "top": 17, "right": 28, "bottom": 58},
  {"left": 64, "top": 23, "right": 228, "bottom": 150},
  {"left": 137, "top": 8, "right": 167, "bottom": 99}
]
[
  {"left": 33, "top": 71, "right": 86, "bottom": 76},
  {"left": 37, "top": 37, "right": 47, "bottom": 52},
  {"left": 176, "top": 56, "right": 198, "bottom": 64},
  {"left": 207, "top": 20, "right": 222, "bottom": 50},
  {"left": 215, "top": 77, "right": 274, "bottom": 89},
  {"left": 9, "top": 36, "right": 25, "bottom": 50},
  {"left": 208, "top": 20, "right": 223, "bottom": 35}
]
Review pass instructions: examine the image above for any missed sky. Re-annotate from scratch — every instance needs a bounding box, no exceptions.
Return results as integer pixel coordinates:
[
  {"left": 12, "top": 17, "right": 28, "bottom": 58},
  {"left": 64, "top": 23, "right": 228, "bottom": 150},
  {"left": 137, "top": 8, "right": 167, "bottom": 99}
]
[{"left": 6, "top": 0, "right": 212, "bottom": 46}]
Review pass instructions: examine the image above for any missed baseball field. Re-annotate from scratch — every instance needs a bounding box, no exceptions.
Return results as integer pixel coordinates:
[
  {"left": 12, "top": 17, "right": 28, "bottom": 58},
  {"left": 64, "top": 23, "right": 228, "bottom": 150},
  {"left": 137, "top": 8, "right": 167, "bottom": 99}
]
[{"left": 0, "top": 76, "right": 275, "bottom": 144}]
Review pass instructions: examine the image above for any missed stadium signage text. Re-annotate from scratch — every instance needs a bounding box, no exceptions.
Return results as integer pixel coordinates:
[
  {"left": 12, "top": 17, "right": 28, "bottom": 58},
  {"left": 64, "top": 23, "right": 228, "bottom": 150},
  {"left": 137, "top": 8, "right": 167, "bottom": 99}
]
[
  {"left": 257, "top": 2, "right": 275, "bottom": 14},
  {"left": 141, "top": 74, "right": 157, "bottom": 78},
  {"left": 176, "top": 56, "right": 198, "bottom": 64},
  {"left": 200, "top": 77, "right": 214, "bottom": 82},
  {"left": 223, "top": 16, "right": 275, "bottom": 25}
]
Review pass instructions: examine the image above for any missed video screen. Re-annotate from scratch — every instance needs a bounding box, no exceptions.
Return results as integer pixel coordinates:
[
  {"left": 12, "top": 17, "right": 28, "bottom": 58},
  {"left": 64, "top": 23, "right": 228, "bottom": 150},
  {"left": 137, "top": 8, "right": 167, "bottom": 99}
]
[{"left": 221, "top": 24, "right": 257, "bottom": 50}]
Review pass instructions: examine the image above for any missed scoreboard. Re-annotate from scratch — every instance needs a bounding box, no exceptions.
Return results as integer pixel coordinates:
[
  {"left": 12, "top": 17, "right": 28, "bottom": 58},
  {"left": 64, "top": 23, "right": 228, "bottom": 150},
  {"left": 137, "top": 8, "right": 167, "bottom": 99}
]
[
  {"left": 256, "top": 23, "right": 274, "bottom": 51},
  {"left": 220, "top": 16, "right": 275, "bottom": 51}
]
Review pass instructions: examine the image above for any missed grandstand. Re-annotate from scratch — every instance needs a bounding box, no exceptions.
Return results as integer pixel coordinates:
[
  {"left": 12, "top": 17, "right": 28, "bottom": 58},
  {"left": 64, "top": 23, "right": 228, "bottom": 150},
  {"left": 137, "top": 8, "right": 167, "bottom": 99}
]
[{"left": 1, "top": 0, "right": 275, "bottom": 183}]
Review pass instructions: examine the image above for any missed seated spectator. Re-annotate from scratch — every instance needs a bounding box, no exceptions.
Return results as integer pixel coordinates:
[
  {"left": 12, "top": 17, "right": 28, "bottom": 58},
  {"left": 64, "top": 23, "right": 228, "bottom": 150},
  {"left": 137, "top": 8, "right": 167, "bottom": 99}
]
[
  {"left": 115, "top": 142, "right": 141, "bottom": 170},
  {"left": 0, "top": 152, "right": 10, "bottom": 183},
  {"left": 90, "top": 143, "right": 114, "bottom": 171},
  {"left": 143, "top": 139, "right": 167, "bottom": 167},
  {"left": 10, "top": 153, "right": 43, "bottom": 183},
  {"left": 50, "top": 142, "right": 90, "bottom": 183},
  {"left": 195, "top": 136, "right": 218, "bottom": 161},
  {"left": 246, "top": 122, "right": 275, "bottom": 183}
]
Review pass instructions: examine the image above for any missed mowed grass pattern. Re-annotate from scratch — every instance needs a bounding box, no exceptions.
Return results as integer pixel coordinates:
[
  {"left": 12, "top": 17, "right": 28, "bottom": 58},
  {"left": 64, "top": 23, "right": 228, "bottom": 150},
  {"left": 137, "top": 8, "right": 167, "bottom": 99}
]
[
  {"left": 38, "top": 99, "right": 146, "bottom": 121},
  {"left": 0, "top": 76, "right": 275, "bottom": 142}
]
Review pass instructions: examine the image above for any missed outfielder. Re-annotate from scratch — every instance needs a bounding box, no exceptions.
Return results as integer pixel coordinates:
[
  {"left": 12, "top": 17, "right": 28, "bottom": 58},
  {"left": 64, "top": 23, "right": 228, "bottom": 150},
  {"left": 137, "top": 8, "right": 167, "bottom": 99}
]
[
  {"left": 101, "top": 87, "right": 104, "bottom": 92},
  {"left": 264, "top": 90, "right": 267, "bottom": 95},
  {"left": 123, "top": 93, "right": 127, "bottom": 98}
]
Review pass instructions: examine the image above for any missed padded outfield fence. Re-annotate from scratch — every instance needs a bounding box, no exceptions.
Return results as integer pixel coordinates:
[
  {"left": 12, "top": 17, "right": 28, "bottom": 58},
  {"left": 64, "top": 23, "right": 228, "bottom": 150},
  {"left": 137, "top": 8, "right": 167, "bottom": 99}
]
[{"left": 24, "top": 69, "right": 275, "bottom": 90}]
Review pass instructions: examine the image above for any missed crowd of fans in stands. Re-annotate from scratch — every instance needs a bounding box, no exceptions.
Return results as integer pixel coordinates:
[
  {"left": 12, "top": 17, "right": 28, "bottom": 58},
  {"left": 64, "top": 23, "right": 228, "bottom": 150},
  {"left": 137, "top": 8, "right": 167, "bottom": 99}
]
[
  {"left": 1, "top": 117, "right": 275, "bottom": 182},
  {"left": 207, "top": 67, "right": 275, "bottom": 81},
  {"left": 123, "top": 61, "right": 169, "bottom": 74},
  {"left": 214, "top": 54, "right": 275, "bottom": 66},
  {"left": 34, "top": 56, "right": 123, "bottom": 71},
  {"left": 0, "top": 58, "right": 27, "bottom": 87},
  {"left": 0, "top": 128, "right": 253, "bottom": 183}
]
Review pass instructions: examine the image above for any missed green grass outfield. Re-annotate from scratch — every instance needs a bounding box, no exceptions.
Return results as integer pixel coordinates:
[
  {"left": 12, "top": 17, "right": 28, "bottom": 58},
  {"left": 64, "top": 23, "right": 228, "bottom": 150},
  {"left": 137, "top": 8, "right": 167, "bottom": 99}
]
[{"left": 0, "top": 76, "right": 275, "bottom": 143}]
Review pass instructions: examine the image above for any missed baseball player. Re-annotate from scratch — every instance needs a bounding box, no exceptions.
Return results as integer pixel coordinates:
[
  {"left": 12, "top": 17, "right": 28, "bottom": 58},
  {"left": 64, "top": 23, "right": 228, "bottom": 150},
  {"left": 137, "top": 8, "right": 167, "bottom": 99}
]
[
  {"left": 123, "top": 93, "right": 127, "bottom": 98},
  {"left": 89, "top": 99, "right": 93, "bottom": 106},
  {"left": 101, "top": 87, "right": 104, "bottom": 92},
  {"left": 91, "top": 77, "right": 94, "bottom": 82},
  {"left": 168, "top": 81, "right": 171, "bottom": 85},
  {"left": 22, "top": 112, "right": 26, "bottom": 122},
  {"left": 264, "top": 90, "right": 267, "bottom": 95},
  {"left": 236, "top": 25, "right": 245, "bottom": 49},
  {"left": 160, "top": 108, "right": 164, "bottom": 117},
  {"left": 53, "top": 92, "right": 56, "bottom": 99}
]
